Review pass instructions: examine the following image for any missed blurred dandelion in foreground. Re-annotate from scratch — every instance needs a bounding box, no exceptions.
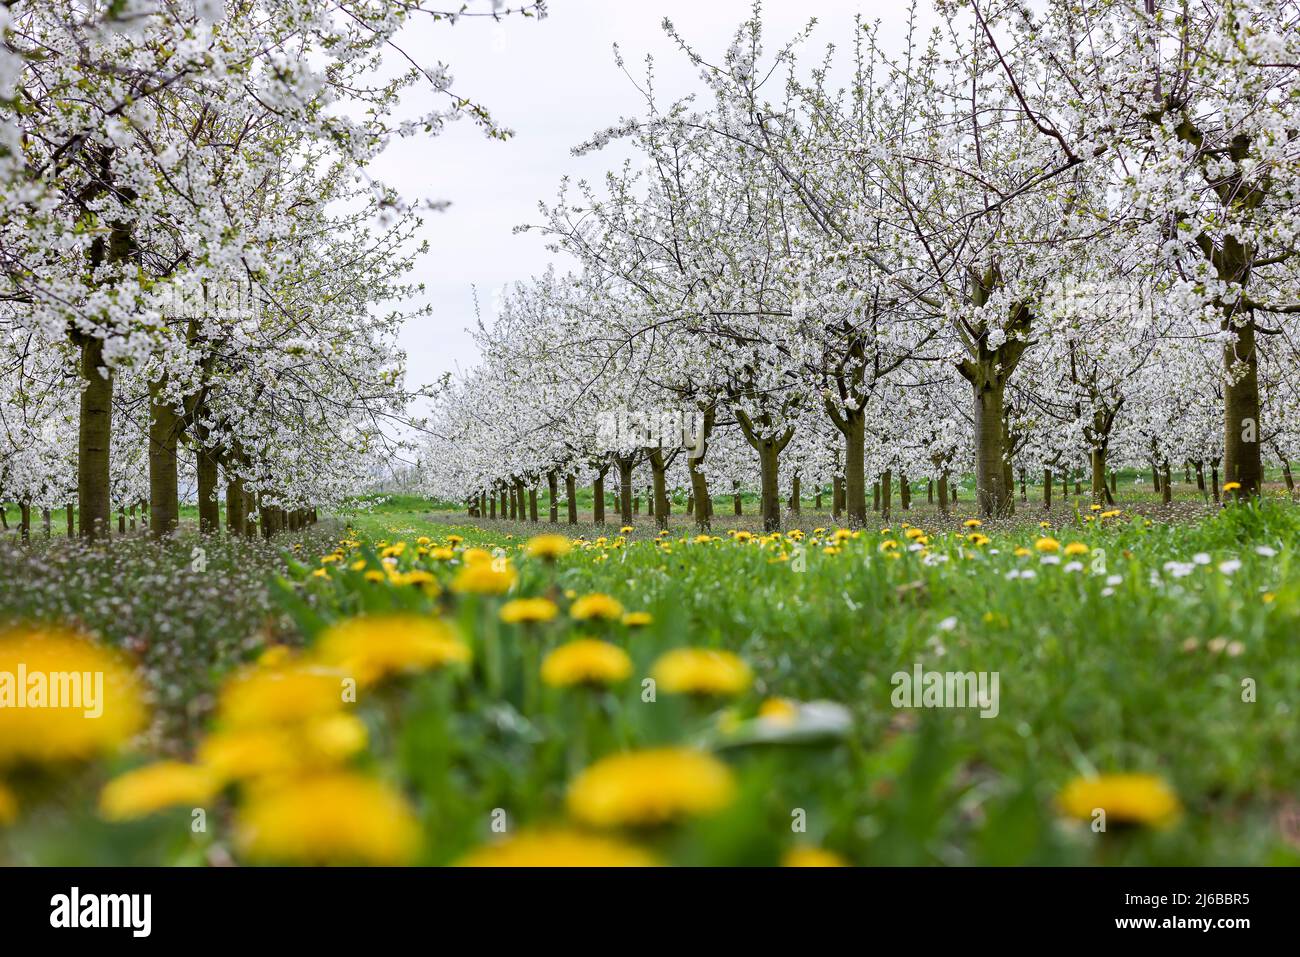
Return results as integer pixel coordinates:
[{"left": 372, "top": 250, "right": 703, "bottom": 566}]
[
  {"left": 652, "top": 647, "right": 752, "bottom": 696},
  {"left": 570, "top": 593, "right": 625, "bottom": 621},
  {"left": 567, "top": 748, "right": 736, "bottom": 827},
  {"left": 315, "top": 614, "right": 469, "bottom": 685},
  {"left": 499, "top": 597, "right": 559, "bottom": 624},
  {"left": 99, "top": 761, "right": 221, "bottom": 821},
  {"left": 541, "top": 639, "right": 631, "bottom": 688},
  {"left": 236, "top": 772, "right": 420, "bottom": 865},
  {"left": 1056, "top": 773, "right": 1182, "bottom": 828},
  {"left": 0, "top": 626, "right": 146, "bottom": 766},
  {"left": 783, "top": 845, "right": 849, "bottom": 867},
  {"left": 457, "top": 829, "right": 658, "bottom": 867},
  {"left": 525, "top": 534, "right": 572, "bottom": 560}
]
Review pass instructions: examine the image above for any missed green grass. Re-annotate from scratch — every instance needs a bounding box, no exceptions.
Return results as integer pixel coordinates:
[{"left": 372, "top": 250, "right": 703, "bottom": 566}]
[{"left": 2, "top": 493, "right": 1298, "bottom": 865}]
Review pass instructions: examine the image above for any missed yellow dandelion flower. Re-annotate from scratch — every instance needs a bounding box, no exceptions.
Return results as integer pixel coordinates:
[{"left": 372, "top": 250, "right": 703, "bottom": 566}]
[
  {"left": 427, "top": 547, "right": 456, "bottom": 561},
  {"left": 905, "top": 528, "right": 926, "bottom": 540},
  {"left": 457, "top": 829, "right": 657, "bottom": 867},
  {"left": 879, "top": 539, "right": 899, "bottom": 552},
  {"left": 570, "top": 593, "right": 625, "bottom": 621},
  {"left": 526, "top": 534, "right": 572, "bottom": 560},
  {"left": 0, "top": 627, "right": 146, "bottom": 766},
  {"left": 758, "top": 697, "right": 798, "bottom": 725},
  {"left": 363, "top": 570, "right": 385, "bottom": 583},
  {"left": 500, "top": 597, "right": 559, "bottom": 624},
  {"left": 451, "top": 562, "right": 518, "bottom": 595},
  {"left": 99, "top": 761, "right": 221, "bottom": 821},
  {"left": 1222, "top": 481, "right": 1241, "bottom": 492},
  {"left": 315, "top": 614, "right": 469, "bottom": 686},
  {"left": 236, "top": 773, "right": 420, "bottom": 865},
  {"left": 199, "top": 714, "right": 367, "bottom": 782},
  {"left": 541, "top": 639, "right": 632, "bottom": 688},
  {"left": 1035, "top": 537, "right": 1061, "bottom": 553},
  {"left": 734, "top": 531, "right": 754, "bottom": 543},
  {"left": 963, "top": 519, "right": 983, "bottom": 528},
  {"left": 217, "top": 663, "right": 348, "bottom": 729},
  {"left": 652, "top": 648, "right": 752, "bottom": 696},
  {"left": 349, "top": 559, "right": 368, "bottom": 571},
  {"left": 1014, "top": 546, "right": 1031, "bottom": 557},
  {"left": 1056, "top": 774, "right": 1181, "bottom": 828},
  {"left": 619, "top": 526, "right": 634, "bottom": 534},
  {"left": 0, "top": 781, "right": 18, "bottom": 825},
  {"left": 446, "top": 535, "right": 464, "bottom": 546},
  {"left": 567, "top": 748, "right": 736, "bottom": 827},
  {"left": 621, "top": 611, "right": 653, "bottom": 628},
  {"left": 783, "top": 845, "right": 849, "bottom": 867},
  {"left": 463, "top": 547, "right": 494, "bottom": 565},
  {"left": 1064, "top": 542, "right": 1089, "bottom": 556}
]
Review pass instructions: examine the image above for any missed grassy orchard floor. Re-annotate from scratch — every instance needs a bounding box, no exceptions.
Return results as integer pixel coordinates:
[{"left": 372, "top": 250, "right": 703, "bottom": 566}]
[
  {"left": 0, "top": 486, "right": 1298, "bottom": 864},
  {"left": 327, "top": 491, "right": 1300, "bottom": 865}
]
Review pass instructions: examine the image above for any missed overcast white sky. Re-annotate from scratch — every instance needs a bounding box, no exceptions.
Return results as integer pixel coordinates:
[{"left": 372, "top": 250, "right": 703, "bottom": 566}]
[{"left": 370, "top": 1, "right": 924, "bottom": 396}]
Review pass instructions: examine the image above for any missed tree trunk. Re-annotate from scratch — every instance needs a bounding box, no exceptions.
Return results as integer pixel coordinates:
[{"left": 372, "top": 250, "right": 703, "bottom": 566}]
[
  {"left": 566, "top": 474, "right": 578, "bottom": 524},
  {"left": 832, "top": 476, "right": 844, "bottom": 520},
  {"left": 688, "top": 464, "right": 710, "bottom": 531},
  {"left": 970, "top": 377, "right": 1011, "bottom": 518},
  {"left": 42, "top": 507, "right": 51, "bottom": 538},
  {"left": 1161, "top": 460, "right": 1172, "bottom": 505},
  {"left": 880, "top": 469, "right": 892, "bottom": 521},
  {"left": 593, "top": 470, "right": 607, "bottom": 525},
  {"left": 1043, "top": 468, "right": 1052, "bottom": 510},
  {"left": 528, "top": 486, "right": 538, "bottom": 523},
  {"left": 899, "top": 472, "right": 911, "bottom": 511},
  {"left": 789, "top": 473, "right": 801, "bottom": 516},
  {"left": 1222, "top": 316, "right": 1262, "bottom": 498},
  {"left": 1090, "top": 448, "right": 1108, "bottom": 506},
  {"left": 617, "top": 457, "right": 635, "bottom": 526},
  {"left": 758, "top": 441, "right": 781, "bottom": 532},
  {"left": 148, "top": 382, "right": 181, "bottom": 537},
  {"left": 547, "top": 470, "right": 559, "bottom": 524},
  {"left": 198, "top": 446, "right": 220, "bottom": 534},
  {"left": 77, "top": 336, "right": 113, "bottom": 540},
  {"left": 938, "top": 472, "right": 950, "bottom": 516},
  {"left": 843, "top": 409, "right": 867, "bottom": 526},
  {"left": 67, "top": 504, "right": 75, "bottom": 536},
  {"left": 1195, "top": 461, "right": 1206, "bottom": 494},
  {"left": 733, "top": 481, "right": 742, "bottom": 516},
  {"left": 1211, "top": 459, "right": 1221, "bottom": 503},
  {"left": 649, "top": 449, "right": 670, "bottom": 531},
  {"left": 19, "top": 501, "right": 30, "bottom": 542}
]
